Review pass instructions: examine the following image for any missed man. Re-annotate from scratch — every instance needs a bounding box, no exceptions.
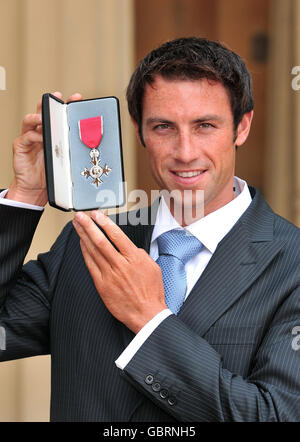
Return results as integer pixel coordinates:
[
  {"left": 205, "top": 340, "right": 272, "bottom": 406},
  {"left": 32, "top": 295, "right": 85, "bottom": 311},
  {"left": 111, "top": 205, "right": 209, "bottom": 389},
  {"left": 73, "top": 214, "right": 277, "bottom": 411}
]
[{"left": 0, "top": 37, "right": 300, "bottom": 421}]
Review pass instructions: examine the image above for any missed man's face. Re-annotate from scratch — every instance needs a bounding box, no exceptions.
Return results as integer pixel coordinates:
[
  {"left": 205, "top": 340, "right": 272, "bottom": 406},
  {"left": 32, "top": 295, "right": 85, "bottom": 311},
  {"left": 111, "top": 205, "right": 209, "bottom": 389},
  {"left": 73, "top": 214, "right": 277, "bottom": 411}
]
[{"left": 137, "top": 75, "right": 252, "bottom": 222}]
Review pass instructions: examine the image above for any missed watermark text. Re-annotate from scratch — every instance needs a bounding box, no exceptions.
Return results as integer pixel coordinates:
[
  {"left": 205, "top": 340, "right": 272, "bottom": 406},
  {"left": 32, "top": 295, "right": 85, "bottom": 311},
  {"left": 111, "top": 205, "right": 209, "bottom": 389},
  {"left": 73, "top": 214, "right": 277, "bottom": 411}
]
[
  {"left": 292, "top": 326, "right": 300, "bottom": 351},
  {"left": 0, "top": 66, "right": 6, "bottom": 90},
  {"left": 96, "top": 183, "right": 205, "bottom": 226},
  {"left": 0, "top": 326, "right": 6, "bottom": 350}
]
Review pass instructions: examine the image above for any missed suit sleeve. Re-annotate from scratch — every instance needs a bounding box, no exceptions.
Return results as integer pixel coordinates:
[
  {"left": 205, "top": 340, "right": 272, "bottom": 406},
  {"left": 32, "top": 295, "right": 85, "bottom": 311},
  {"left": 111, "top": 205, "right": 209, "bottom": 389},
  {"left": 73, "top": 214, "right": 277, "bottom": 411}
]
[
  {"left": 0, "top": 205, "right": 72, "bottom": 360},
  {"left": 122, "top": 288, "right": 300, "bottom": 422}
]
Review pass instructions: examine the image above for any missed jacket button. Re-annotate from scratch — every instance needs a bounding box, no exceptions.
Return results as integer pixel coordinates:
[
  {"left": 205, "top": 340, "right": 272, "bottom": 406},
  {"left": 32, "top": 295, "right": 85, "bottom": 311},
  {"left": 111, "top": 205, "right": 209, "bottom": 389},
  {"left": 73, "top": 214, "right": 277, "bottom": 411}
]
[
  {"left": 168, "top": 396, "right": 177, "bottom": 406},
  {"left": 160, "top": 388, "right": 168, "bottom": 399},
  {"left": 152, "top": 381, "right": 161, "bottom": 392},
  {"left": 145, "top": 374, "right": 154, "bottom": 385}
]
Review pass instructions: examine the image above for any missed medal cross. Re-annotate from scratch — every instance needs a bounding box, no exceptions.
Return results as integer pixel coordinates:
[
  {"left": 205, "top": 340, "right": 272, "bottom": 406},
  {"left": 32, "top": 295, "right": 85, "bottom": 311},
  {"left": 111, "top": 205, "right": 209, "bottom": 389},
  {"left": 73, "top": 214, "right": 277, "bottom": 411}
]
[{"left": 81, "top": 148, "right": 111, "bottom": 187}]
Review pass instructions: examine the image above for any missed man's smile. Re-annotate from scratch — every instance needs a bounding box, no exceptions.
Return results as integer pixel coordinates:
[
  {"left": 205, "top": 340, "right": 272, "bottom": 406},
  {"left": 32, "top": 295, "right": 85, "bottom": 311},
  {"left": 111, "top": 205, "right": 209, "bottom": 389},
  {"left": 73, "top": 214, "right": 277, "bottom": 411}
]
[
  {"left": 170, "top": 169, "right": 208, "bottom": 185},
  {"left": 173, "top": 170, "right": 204, "bottom": 177}
]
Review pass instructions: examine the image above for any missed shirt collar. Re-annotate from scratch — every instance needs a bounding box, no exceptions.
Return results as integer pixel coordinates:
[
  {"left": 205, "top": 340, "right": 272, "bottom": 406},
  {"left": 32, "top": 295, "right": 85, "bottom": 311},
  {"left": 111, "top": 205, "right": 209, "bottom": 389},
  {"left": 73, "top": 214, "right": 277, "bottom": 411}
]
[{"left": 151, "top": 177, "right": 252, "bottom": 254}]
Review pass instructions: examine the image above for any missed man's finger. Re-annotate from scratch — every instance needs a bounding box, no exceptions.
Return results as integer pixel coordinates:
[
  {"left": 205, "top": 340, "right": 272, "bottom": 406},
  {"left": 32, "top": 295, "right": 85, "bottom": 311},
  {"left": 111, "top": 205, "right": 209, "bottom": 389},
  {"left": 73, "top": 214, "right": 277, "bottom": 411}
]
[
  {"left": 73, "top": 212, "right": 120, "bottom": 264},
  {"left": 14, "top": 130, "right": 43, "bottom": 149},
  {"left": 66, "top": 92, "right": 82, "bottom": 103},
  {"left": 90, "top": 210, "right": 137, "bottom": 257},
  {"left": 73, "top": 217, "right": 104, "bottom": 260},
  {"left": 80, "top": 239, "right": 104, "bottom": 282},
  {"left": 21, "top": 114, "right": 42, "bottom": 134},
  {"left": 51, "top": 91, "right": 63, "bottom": 101}
]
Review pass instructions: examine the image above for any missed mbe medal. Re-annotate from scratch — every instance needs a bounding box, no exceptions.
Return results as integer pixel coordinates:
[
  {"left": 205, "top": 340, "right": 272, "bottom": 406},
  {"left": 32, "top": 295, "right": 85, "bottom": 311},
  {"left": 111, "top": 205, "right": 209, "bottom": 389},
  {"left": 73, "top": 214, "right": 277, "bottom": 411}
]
[{"left": 79, "top": 116, "right": 112, "bottom": 187}]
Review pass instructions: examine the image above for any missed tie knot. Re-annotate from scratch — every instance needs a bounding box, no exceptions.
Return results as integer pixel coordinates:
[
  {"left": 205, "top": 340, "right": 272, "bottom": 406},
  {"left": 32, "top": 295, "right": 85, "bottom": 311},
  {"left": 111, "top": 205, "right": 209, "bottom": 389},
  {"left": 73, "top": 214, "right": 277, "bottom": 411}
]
[{"left": 157, "top": 229, "right": 202, "bottom": 265}]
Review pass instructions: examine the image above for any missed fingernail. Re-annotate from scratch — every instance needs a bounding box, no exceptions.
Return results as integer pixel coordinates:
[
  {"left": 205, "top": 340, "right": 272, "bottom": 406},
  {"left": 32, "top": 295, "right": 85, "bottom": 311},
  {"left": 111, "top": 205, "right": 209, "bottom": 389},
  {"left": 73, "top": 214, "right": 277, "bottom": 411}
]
[{"left": 74, "top": 211, "right": 84, "bottom": 222}]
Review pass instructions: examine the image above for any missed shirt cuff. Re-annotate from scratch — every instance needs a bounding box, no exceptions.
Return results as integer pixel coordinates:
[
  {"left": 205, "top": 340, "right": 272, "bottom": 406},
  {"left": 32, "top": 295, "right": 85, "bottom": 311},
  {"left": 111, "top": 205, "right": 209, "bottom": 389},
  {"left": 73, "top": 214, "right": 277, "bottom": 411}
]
[
  {"left": 115, "top": 309, "right": 173, "bottom": 370},
  {"left": 0, "top": 189, "right": 44, "bottom": 211}
]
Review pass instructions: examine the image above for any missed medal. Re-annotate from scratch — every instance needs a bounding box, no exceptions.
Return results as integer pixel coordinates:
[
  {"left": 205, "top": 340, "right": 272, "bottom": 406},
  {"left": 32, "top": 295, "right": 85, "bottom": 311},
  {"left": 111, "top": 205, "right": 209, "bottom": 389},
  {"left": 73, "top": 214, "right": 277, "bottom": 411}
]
[{"left": 79, "top": 116, "right": 111, "bottom": 187}]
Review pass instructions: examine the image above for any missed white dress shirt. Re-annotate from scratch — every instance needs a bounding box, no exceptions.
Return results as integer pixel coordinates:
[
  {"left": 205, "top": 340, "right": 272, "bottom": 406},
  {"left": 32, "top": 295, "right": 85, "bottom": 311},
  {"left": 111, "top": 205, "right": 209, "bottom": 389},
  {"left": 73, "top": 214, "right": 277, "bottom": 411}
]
[
  {"left": 115, "top": 177, "right": 252, "bottom": 369},
  {"left": 0, "top": 177, "right": 252, "bottom": 370},
  {"left": 0, "top": 189, "right": 44, "bottom": 211}
]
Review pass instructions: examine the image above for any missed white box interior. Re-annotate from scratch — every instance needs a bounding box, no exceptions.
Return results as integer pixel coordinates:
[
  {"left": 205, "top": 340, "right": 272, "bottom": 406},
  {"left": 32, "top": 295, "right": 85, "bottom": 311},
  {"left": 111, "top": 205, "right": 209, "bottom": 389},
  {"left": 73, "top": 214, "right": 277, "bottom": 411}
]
[{"left": 49, "top": 96, "right": 73, "bottom": 209}]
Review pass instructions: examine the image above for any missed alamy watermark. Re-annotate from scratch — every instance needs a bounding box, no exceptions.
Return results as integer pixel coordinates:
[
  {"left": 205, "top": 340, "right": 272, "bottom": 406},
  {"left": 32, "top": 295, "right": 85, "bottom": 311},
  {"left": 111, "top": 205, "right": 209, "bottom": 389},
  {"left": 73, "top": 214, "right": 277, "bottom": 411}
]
[
  {"left": 291, "top": 66, "right": 300, "bottom": 91},
  {"left": 0, "top": 66, "right": 6, "bottom": 90},
  {"left": 96, "top": 183, "right": 205, "bottom": 226},
  {"left": 0, "top": 326, "right": 6, "bottom": 351},
  {"left": 291, "top": 326, "right": 300, "bottom": 351}
]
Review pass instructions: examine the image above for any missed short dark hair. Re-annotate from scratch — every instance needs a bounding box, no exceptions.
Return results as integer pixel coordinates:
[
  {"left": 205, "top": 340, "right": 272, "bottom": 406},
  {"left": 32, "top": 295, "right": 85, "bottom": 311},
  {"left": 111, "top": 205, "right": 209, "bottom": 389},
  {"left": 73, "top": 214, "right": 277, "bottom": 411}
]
[{"left": 126, "top": 37, "right": 254, "bottom": 145}]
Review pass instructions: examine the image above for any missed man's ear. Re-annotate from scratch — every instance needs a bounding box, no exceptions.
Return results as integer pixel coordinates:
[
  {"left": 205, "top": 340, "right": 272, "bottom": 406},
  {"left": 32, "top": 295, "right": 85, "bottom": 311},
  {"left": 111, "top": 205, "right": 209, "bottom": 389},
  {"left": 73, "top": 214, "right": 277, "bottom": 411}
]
[
  {"left": 235, "top": 110, "right": 254, "bottom": 147},
  {"left": 131, "top": 117, "right": 146, "bottom": 147}
]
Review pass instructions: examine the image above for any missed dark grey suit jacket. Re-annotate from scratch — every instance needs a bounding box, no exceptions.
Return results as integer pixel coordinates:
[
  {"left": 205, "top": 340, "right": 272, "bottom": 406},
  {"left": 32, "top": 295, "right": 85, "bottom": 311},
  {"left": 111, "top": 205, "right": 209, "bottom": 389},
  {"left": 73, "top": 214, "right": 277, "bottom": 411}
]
[{"left": 0, "top": 187, "right": 300, "bottom": 421}]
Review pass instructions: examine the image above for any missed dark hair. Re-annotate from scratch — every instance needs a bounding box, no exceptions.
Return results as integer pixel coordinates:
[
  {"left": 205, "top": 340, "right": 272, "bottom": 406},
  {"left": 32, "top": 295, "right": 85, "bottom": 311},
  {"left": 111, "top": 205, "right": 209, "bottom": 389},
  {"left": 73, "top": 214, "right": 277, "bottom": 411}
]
[{"left": 126, "top": 37, "right": 254, "bottom": 145}]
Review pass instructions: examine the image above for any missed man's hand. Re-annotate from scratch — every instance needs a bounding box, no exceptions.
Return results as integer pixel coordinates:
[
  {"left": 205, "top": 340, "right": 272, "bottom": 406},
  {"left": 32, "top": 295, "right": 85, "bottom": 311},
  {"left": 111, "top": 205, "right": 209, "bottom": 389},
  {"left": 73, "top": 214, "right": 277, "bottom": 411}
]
[
  {"left": 72, "top": 210, "right": 167, "bottom": 334},
  {"left": 7, "top": 92, "right": 82, "bottom": 206}
]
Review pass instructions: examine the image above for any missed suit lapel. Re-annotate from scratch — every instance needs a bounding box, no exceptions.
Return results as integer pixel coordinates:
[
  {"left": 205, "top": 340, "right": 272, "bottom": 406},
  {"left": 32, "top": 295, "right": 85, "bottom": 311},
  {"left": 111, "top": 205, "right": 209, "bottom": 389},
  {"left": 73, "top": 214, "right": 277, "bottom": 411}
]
[{"left": 178, "top": 189, "right": 286, "bottom": 336}]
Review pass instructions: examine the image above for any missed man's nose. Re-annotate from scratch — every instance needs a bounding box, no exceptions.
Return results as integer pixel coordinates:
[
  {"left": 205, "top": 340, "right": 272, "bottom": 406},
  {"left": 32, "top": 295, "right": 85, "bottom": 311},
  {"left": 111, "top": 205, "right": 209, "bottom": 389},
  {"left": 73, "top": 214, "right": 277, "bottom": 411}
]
[{"left": 173, "top": 131, "right": 199, "bottom": 163}]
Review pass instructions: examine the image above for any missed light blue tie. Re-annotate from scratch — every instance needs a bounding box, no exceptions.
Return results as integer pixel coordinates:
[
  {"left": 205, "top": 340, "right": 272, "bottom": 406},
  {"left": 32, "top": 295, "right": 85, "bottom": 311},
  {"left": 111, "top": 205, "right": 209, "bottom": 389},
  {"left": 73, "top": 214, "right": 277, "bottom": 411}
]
[{"left": 156, "top": 229, "right": 203, "bottom": 315}]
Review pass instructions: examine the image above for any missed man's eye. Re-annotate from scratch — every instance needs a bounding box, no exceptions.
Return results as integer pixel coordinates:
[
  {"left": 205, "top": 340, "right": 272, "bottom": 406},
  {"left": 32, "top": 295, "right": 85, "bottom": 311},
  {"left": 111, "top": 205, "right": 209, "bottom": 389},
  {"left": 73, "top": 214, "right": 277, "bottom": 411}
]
[
  {"left": 154, "top": 124, "right": 170, "bottom": 130},
  {"left": 199, "top": 123, "right": 214, "bottom": 129}
]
